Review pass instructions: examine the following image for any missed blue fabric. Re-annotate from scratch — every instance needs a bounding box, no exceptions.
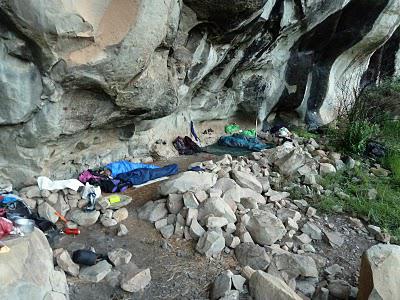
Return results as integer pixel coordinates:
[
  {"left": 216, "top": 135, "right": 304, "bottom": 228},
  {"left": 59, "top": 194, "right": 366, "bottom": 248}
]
[
  {"left": 116, "top": 164, "right": 179, "bottom": 186},
  {"left": 106, "top": 160, "right": 159, "bottom": 177},
  {"left": 218, "top": 134, "right": 271, "bottom": 152}
]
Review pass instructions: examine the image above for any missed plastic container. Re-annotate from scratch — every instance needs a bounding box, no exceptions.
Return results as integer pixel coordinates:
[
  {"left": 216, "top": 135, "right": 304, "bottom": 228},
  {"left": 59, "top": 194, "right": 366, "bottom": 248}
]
[{"left": 14, "top": 218, "right": 35, "bottom": 234}]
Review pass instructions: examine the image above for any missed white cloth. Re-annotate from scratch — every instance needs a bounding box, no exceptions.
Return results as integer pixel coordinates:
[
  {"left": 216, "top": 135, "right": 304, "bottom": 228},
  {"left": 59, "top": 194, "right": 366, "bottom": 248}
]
[{"left": 37, "top": 176, "right": 84, "bottom": 192}]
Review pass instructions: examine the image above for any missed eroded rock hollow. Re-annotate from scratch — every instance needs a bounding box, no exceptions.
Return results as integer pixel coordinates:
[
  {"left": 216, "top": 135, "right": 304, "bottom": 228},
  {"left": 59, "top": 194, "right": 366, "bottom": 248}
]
[{"left": 1, "top": 0, "right": 399, "bottom": 186}]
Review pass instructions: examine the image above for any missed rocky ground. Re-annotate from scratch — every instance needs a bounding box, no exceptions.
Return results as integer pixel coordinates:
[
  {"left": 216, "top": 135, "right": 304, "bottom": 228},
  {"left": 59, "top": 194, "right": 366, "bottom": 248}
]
[{"left": 25, "top": 132, "right": 395, "bottom": 300}]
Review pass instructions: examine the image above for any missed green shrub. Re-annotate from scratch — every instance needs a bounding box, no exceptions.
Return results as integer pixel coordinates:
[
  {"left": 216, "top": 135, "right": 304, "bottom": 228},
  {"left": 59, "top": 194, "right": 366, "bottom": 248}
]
[
  {"left": 385, "top": 151, "right": 400, "bottom": 183},
  {"left": 346, "top": 121, "right": 379, "bottom": 154}
]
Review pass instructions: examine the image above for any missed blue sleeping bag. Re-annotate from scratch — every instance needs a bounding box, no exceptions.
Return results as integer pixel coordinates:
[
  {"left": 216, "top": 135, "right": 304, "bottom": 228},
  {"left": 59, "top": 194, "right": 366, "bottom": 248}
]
[
  {"left": 105, "top": 160, "right": 160, "bottom": 177},
  {"left": 218, "top": 134, "right": 271, "bottom": 152},
  {"left": 116, "top": 164, "right": 179, "bottom": 186}
]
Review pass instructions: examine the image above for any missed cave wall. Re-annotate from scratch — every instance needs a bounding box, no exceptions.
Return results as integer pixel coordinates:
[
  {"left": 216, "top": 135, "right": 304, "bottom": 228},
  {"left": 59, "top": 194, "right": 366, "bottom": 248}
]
[{"left": 0, "top": 0, "right": 399, "bottom": 187}]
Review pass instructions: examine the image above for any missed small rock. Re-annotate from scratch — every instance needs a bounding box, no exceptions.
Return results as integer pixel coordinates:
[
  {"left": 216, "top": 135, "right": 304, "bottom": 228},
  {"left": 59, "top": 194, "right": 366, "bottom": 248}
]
[
  {"left": 211, "top": 270, "right": 233, "bottom": 300},
  {"left": 235, "top": 243, "right": 271, "bottom": 270},
  {"left": 113, "top": 208, "right": 128, "bottom": 223},
  {"left": 220, "top": 290, "right": 239, "bottom": 300},
  {"left": 207, "top": 217, "right": 229, "bottom": 228},
  {"left": 301, "top": 244, "right": 316, "bottom": 253},
  {"left": 117, "top": 224, "right": 129, "bottom": 236},
  {"left": 38, "top": 202, "right": 59, "bottom": 224},
  {"left": 319, "top": 163, "right": 336, "bottom": 176},
  {"left": 190, "top": 218, "right": 206, "bottom": 239},
  {"left": 325, "top": 264, "right": 344, "bottom": 277},
  {"left": 327, "top": 280, "right": 351, "bottom": 299},
  {"left": 231, "top": 170, "right": 263, "bottom": 193},
  {"left": 274, "top": 252, "right": 319, "bottom": 278},
  {"left": 183, "top": 192, "right": 199, "bottom": 208},
  {"left": 195, "top": 190, "right": 208, "bottom": 203},
  {"left": 120, "top": 264, "right": 151, "bottom": 293},
  {"left": 286, "top": 218, "right": 298, "bottom": 231},
  {"left": 186, "top": 208, "right": 198, "bottom": 226},
  {"left": 293, "top": 199, "right": 309, "bottom": 211},
  {"left": 349, "top": 217, "right": 364, "bottom": 229},
  {"left": 301, "top": 222, "right": 322, "bottom": 240},
  {"left": 148, "top": 203, "right": 168, "bottom": 223},
  {"left": 249, "top": 271, "right": 302, "bottom": 300},
  {"left": 232, "top": 274, "right": 246, "bottom": 292},
  {"left": 56, "top": 250, "right": 79, "bottom": 277},
  {"left": 108, "top": 248, "right": 132, "bottom": 266},
  {"left": 306, "top": 207, "right": 317, "bottom": 217},
  {"left": 296, "top": 233, "right": 312, "bottom": 244},
  {"left": 155, "top": 218, "right": 168, "bottom": 230},
  {"left": 100, "top": 215, "right": 118, "bottom": 227},
  {"left": 79, "top": 260, "right": 112, "bottom": 283},
  {"left": 69, "top": 209, "right": 100, "bottom": 226},
  {"left": 246, "top": 209, "right": 286, "bottom": 246},
  {"left": 196, "top": 229, "right": 225, "bottom": 258},
  {"left": 225, "top": 223, "right": 236, "bottom": 234},
  {"left": 209, "top": 188, "right": 223, "bottom": 198},
  {"left": 160, "top": 224, "right": 174, "bottom": 239},
  {"left": 277, "top": 208, "right": 301, "bottom": 223},
  {"left": 370, "top": 167, "right": 389, "bottom": 177},
  {"left": 242, "top": 265, "right": 256, "bottom": 280},
  {"left": 367, "top": 224, "right": 381, "bottom": 236},
  {"left": 323, "top": 230, "right": 344, "bottom": 247}
]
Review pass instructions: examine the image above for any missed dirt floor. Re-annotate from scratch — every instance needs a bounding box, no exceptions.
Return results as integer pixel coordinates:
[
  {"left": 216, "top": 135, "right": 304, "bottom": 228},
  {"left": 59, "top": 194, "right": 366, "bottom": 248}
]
[
  {"left": 54, "top": 152, "right": 377, "bottom": 300},
  {"left": 55, "top": 153, "right": 238, "bottom": 300}
]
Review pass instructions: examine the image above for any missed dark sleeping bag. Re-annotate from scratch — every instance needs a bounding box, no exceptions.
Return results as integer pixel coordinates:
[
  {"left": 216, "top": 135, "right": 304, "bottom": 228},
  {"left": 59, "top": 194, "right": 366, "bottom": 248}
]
[
  {"left": 218, "top": 134, "right": 271, "bottom": 152},
  {"left": 116, "top": 164, "right": 179, "bottom": 186}
]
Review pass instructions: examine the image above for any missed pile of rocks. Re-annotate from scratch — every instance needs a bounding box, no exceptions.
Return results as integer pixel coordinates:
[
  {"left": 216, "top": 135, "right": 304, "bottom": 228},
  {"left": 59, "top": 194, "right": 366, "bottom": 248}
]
[
  {"left": 18, "top": 185, "right": 132, "bottom": 230},
  {"left": 54, "top": 247, "right": 151, "bottom": 293},
  {"left": 136, "top": 136, "right": 390, "bottom": 299}
]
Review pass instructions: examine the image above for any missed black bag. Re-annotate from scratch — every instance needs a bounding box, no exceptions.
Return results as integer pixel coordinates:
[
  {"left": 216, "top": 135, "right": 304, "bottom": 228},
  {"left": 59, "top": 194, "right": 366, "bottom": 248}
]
[{"left": 72, "top": 250, "right": 98, "bottom": 266}]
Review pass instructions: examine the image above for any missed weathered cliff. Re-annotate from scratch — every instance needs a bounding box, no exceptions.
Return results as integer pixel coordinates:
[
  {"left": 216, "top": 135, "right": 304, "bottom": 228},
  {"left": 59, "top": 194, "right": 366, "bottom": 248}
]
[{"left": 0, "top": 0, "right": 399, "bottom": 186}]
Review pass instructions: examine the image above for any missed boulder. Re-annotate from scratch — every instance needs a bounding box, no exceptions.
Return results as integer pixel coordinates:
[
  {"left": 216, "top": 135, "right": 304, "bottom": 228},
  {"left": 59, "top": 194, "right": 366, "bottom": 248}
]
[
  {"left": 246, "top": 209, "right": 286, "bottom": 246},
  {"left": 0, "top": 229, "right": 68, "bottom": 300},
  {"left": 231, "top": 170, "right": 262, "bottom": 193},
  {"left": 249, "top": 271, "right": 302, "bottom": 300},
  {"left": 235, "top": 243, "right": 271, "bottom": 270},
  {"left": 358, "top": 244, "right": 400, "bottom": 300},
  {"left": 160, "top": 172, "right": 217, "bottom": 195}
]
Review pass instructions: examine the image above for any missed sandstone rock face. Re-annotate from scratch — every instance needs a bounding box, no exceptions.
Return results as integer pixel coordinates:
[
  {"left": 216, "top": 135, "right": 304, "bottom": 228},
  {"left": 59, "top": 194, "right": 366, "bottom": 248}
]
[
  {"left": 358, "top": 244, "right": 400, "bottom": 300},
  {"left": 0, "top": 229, "right": 68, "bottom": 300},
  {"left": 1, "top": 0, "right": 400, "bottom": 186}
]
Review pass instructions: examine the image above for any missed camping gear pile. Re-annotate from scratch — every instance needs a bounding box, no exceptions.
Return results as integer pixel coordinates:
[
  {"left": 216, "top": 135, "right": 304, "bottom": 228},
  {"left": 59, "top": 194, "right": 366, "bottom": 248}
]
[{"left": 0, "top": 160, "right": 179, "bottom": 246}]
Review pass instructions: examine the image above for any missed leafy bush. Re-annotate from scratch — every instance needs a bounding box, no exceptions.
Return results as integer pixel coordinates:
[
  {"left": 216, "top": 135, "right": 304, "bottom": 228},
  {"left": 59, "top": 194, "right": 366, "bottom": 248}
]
[{"left": 346, "top": 121, "right": 379, "bottom": 154}]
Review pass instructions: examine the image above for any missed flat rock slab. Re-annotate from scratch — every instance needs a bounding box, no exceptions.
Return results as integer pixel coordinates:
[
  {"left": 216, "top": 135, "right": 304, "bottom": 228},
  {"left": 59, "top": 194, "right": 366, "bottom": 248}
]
[
  {"left": 79, "top": 260, "right": 112, "bottom": 283},
  {"left": 119, "top": 262, "right": 151, "bottom": 293}
]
